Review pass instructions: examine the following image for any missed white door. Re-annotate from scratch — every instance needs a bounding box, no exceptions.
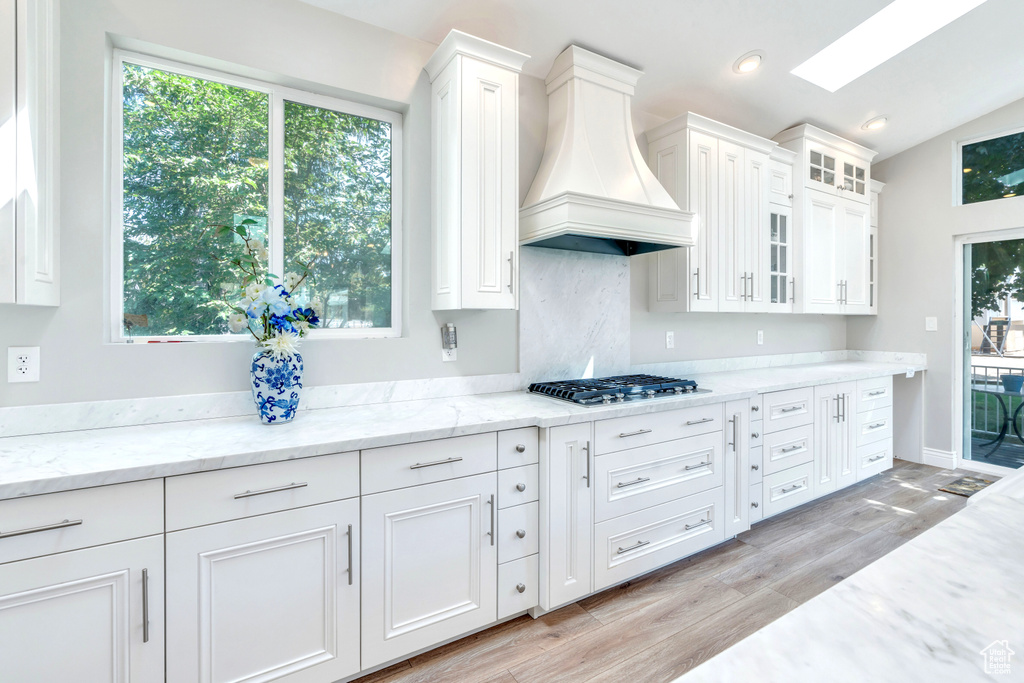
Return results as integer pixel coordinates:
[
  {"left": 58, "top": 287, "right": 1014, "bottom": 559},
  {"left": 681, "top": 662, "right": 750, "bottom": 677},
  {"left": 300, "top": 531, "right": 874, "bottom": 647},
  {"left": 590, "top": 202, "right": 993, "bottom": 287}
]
[
  {"left": 812, "top": 384, "right": 838, "bottom": 498},
  {"left": 835, "top": 382, "right": 859, "bottom": 489},
  {"left": 802, "top": 190, "right": 842, "bottom": 314},
  {"left": 718, "top": 139, "right": 746, "bottom": 312},
  {"left": 166, "top": 500, "right": 360, "bottom": 683},
  {"left": 0, "top": 535, "right": 164, "bottom": 683},
  {"left": 767, "top": 204, "right": 794, "bottom": 312},
  {"left": 460, "top": 58, "right": 517, "bottom": 310},
  {"left": 541, "top": 422, "right": 593, "bottom": 610},
  {"left": 840, "top": 199, "right": 871, "bottom": 314},
  {"left": 688, "top": 130, "right": 719, "bottom": 311},
  {"left": 362, "top": 473, "right": 497, "bottom": 668},
  {"left": 745, "top": 149, "right": 769, "bottom": 312},
  {"left": 723, "top": 399, "right": 751, "bottom": 537}
]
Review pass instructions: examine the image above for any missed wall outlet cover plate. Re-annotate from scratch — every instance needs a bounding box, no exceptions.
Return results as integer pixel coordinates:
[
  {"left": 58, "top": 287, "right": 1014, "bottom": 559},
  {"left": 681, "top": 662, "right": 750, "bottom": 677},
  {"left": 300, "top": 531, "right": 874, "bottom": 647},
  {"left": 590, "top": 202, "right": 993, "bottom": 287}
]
[{"left": 8, "top": 346, "right": 40, "bottom": 383}]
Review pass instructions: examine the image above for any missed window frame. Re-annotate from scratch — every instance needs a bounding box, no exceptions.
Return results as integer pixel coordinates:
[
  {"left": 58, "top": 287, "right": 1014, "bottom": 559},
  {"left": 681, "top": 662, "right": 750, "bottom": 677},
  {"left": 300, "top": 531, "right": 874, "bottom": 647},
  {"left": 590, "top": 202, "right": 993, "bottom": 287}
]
[
  {"left": 955, "top": 123, "right": 1024, "bottom": 207},
  {"left": 109, "top": 49, "right": 403, "bottom": 343}
]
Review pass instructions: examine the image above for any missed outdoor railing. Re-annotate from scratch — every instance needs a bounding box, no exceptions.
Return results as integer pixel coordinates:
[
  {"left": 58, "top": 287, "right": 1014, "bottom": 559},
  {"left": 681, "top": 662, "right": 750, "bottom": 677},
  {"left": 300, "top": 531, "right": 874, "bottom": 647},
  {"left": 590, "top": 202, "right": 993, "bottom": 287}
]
[{"left": 971, "top": 364, "right": 1024, "bottom": 437}]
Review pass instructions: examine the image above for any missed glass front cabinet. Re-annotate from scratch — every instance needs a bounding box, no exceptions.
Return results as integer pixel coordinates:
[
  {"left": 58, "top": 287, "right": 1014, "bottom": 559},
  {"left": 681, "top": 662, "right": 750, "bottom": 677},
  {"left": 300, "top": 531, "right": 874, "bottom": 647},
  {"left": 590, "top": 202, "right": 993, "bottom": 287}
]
[{"left": 767, "top": 205, "right": 794, "bottom": 312}]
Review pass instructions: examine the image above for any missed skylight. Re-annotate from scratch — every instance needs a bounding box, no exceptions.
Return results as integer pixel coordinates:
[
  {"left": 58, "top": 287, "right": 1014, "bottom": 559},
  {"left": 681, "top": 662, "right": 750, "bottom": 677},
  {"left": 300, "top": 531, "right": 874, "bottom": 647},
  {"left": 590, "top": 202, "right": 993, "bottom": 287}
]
[{"left": 791, "top": 0, "right": 988, "bottom": 92}]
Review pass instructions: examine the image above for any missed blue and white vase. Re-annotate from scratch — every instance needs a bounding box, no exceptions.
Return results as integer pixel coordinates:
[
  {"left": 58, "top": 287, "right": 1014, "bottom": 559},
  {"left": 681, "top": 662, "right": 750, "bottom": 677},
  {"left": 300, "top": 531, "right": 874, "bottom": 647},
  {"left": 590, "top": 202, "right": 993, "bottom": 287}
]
[{"left": 250, "top": 350, "right": 303, "bottom": 424}]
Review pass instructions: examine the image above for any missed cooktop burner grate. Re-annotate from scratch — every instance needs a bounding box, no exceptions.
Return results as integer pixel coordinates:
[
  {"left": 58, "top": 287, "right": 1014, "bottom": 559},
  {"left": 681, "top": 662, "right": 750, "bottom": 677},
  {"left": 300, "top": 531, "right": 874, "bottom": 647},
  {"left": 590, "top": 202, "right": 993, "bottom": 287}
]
[{"left": 528, "top": 374, "right": 702, "bottom": 405}]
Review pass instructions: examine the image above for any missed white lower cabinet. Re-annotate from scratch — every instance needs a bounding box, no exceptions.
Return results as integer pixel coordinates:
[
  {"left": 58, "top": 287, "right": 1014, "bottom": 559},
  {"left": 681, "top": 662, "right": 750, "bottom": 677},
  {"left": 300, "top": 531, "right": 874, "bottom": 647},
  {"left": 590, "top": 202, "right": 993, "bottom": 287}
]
[
  {"left": 762, "top": 461, "right": 815, "bottom": 517},
  {"left": 498, "top": 554, "right": 539, "bottom": 619},
  {"left": 812, "top": 382, "right": 857, "bottom": 498},
  {"left": 722, "top": 399, "right": 751, "bottom": 538},
  {"left": 0, "top": 535, "right": 164, "bottom": 683},
  {"left": 361, "top": 473, "right": 497, "bottom": 669},
  {"left": 166, "top": 500, "right": 360, "bottom": 683}
]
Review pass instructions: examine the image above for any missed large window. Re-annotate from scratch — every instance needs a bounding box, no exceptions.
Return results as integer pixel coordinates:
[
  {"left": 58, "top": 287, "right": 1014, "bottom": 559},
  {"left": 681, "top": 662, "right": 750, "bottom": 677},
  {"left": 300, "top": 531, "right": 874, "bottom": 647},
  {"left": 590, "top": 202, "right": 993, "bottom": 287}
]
[
  {"left": 112, "top": 52, "right": 402, "bottom": 341},
  {"left": 961, "top": 126, "right": 1024, "bottom": 205}
]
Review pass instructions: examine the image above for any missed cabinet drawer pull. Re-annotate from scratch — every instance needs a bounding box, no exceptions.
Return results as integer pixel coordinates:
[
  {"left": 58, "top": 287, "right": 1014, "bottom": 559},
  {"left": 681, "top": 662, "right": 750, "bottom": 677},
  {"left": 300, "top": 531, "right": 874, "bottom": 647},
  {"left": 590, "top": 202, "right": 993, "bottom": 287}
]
[
  {"left": 780, "top": 444, "right": 804, "bottom": 453},
  {"left": 142, "top": 568, "right": 150, "bottom": 644},
  {"left": 234, "top": 482, "right": 308, "bottom": 499},
  {"left": 0, "top": 518, "right": 82, "bottom": 539},
  {"left": 751, "top": 501, "right": 759, "bottom": 508},
  {"left": 751, "top": 464, "right": 760, "bottom": 471},
  {"left": 616, "top": 476, "right": 651, "bottom": 488},
  {"left": 347, "top": 524, "right": 354, "bottom": 586},
  {"left": 617, "top": 540, "right": 651, "bottom": 555},
  {"left": 686, "top": 417, "right": 714, "bottom": 426},
  {"left": 515, "top": 444, "right": 527, "bottom": 453},
  {"left": 409, "top": 456, "right": 464, "bottom": 470},
  {"left": 684, "top": 462, "right": 710, "bottom": 471},
  {"left": 685, "top": 518, "right": 712, "bottom": 531},
  {"left": 516, "top": 482, "right": 527, "bottom": 492},
  {"left": 516, "top": 583, "right": 527, "bottom": 593},
  {"left": 751, "top": 405, "right": 760, "bottom": 412},
  {"left": 780, "top": 483, "right": 805, "bottom": 494},
  {"left": 751, "top": 432, "right": 760, "bottom": 438},
  {"left": 868, "top": 390, "right": 886, "bottom": 396},
  {"left": 867, "top": 422, "right": 886, "bottom": 430},
  {"left": 516, "top": 529, "right": 527, "bottom": 539},
  {"left": 867, "top": 454, "right": 886, "bottom": 463},
  {"left": 780, "top": 405, "right": 802, "bottom": 413},
  {"left": 618, "top": 428, "right": 653, "bottom": 438}
]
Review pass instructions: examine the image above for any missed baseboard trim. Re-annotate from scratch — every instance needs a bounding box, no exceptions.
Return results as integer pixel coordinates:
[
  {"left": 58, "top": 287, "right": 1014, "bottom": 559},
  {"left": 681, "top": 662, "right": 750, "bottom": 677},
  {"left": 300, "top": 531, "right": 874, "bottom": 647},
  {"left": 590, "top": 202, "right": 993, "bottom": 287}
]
[{"left": 922, "top": 448, "right": 957, "bottom": 470}]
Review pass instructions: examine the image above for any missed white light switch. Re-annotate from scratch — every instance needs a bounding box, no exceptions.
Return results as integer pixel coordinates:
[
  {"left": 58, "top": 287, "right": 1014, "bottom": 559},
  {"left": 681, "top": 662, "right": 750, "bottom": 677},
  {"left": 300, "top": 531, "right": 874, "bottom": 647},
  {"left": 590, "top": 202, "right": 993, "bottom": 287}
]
[{"left": 925, "top": 317, "right": 938, "bottom": 332}]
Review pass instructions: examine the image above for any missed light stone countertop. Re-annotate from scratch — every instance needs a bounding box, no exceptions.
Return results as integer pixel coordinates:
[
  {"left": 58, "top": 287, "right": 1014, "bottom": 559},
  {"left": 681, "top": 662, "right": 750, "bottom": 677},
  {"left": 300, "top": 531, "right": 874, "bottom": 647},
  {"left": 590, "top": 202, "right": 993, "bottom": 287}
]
[
  {"left": 677, "top": 471, "right": 1024, "bottom": 683},
  {"left": 0, "top": 360, "right": 922, "bottom": 500}
]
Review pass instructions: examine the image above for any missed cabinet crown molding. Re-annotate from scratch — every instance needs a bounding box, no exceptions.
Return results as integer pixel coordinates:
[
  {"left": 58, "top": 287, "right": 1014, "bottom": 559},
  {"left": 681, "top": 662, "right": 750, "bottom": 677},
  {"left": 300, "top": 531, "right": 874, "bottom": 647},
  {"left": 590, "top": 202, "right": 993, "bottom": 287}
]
[
  {"left": 773, "top": 124, "right": 877, "bottom": 163},
  {"left": 646, "top": 112, "right": 776, "bottom": 154},
  {"left": 424, "top": 29, "right": 529, "bottom": 82},
  {"left": 870, "top": 178, "right": 886, "bottom": 193}
]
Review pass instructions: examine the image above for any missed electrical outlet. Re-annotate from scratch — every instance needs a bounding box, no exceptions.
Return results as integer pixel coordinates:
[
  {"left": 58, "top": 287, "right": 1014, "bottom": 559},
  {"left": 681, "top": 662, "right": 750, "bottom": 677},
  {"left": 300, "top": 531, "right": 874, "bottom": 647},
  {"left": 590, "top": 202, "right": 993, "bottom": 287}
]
[
  {"left": 925, "top": 317, "right": 938, "bottom": 332},
  {"left": 665, "top": 331, "right": 675, "bottom": 349},
  {"left": 757, "top": 330, "right": 764, "bottom": 345},
  {"left": 442, "top": 348, "right": 457, "bottom": 362},
  {"left": 8, "top": 346, "right": 40, "bottom": 383}
]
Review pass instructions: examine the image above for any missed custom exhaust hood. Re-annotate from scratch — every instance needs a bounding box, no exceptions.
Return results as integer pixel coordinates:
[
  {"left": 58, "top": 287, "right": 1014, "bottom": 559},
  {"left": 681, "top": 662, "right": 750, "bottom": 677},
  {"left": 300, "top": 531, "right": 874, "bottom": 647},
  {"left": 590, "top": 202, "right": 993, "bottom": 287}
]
[{"left": 519, "top": 45, "right": 694, "bottom": 256}]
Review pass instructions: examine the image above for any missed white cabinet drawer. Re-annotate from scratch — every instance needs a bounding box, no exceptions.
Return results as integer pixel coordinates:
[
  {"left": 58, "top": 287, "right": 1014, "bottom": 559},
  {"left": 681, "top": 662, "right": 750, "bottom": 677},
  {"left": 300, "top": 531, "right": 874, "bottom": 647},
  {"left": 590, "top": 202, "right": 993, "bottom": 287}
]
[
  {"left": 498, "top": 502, "right": 539, "bottom": 563},
  {"left": 750, "top": 420, "right": 763, "bottom": 448},
  {"left": 361, "top": 433, "right": 497, "bottom": 494},
  {"left": 857, "top": 440, "right": 893, "bottom": 481},
  {"left": 762, "top": 387, "right": 814, "bottom": 433},
  {"left": 857, "top": 376, "right": 893, "bottom": 412},
  {"left": 750, "top": 394, "right": 764, "bottom": 418},
  {"left": 497, "top": 554, "right": 538, "bottom": 619},
  {"left": 749, "top": 446, "right": 763, "bottom": 484},
  {"left": 594, "top": 431, "right": 723, "bottom": 523},
  {"left": 856, "top": 406, "right": 893, "bottom": 447},
  {"left": 769, "top": 159, "right": 793, "bottom": 207},
  {"left": 762, "top": 424, "right": 814, "bottom": 476},
  {"left": 749, "top": 482, "right": 763, "bottom": 523},
  {"left": 762, "top": 462, "right": 815, "bottom": 518},
  {"left": 594, "top": 486, "right": 726, "bottom": 590},
  {"left": 593, "top": 403, "right": 724, "bottom": 455},
  {"left": 497, "top": 465, "right": 539, "bottom": 509},
  {"left": 498, "top": 427, "right": 539, "bottom": 469},
  {"left": 0, "top": 480, "right": 163, "bottom": 565},
  {"left": 166, "top": 452, "right": 358, "bottom": 531}
]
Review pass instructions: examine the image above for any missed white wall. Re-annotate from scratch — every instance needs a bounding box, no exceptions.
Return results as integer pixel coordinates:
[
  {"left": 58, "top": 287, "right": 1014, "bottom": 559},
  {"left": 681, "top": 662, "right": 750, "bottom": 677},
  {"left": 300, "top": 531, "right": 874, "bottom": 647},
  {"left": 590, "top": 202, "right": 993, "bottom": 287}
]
[
  {"left": 0, "top": 0, "right": 548, "bottom": 407},
  {"left": 847, "top": 96, "right": 1024, "bottom": 455}
]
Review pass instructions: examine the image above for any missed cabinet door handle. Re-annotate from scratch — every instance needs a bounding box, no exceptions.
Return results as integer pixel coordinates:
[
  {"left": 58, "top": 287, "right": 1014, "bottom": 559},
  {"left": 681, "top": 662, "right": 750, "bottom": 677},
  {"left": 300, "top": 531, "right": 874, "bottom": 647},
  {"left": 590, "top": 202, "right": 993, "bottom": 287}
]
[
  {"left": 0, "top": 518, "right": 82, "bottom": 539},
  {"left": 751, "top": 432, "right": 760, "bottom": 438},
  {"left": 616, "top": 476, "right": 651, "bottom": 488},
  {"left": 234, "top": 482, "right": 308, "bottom": 499},
  {"left": 347, "top": 524, "right": 354, "bottom": 586},
  {"left": 516, "top": 529, "right": 527, "bottom": 539},
  {"left": 617, "top": 539, "right": 651, "bottom": 555},
  {"left": 751, "top": 464, "right": 760, "bottom": 471},
  {"left": 142, "top": 568, "right": 150, "bottom": 644},
  {"left": 507, "top": 251, "right": 514, "bottom": 294},
  {"left": 781, "top": 483, "right": 805, "bottom": 494},
  {"left": 751, "top": 405, "right": 760, "bottom": 412},
  {"left": 841, "top": 394, "right": 847, "bottom": 422},
  {"left": 684, "top": 461, "right": 710, "bottom": 471},
  {"left": 685, "top": 518, "right": 712, "bottom": 531},
  {"left": 751, "top": 501, "right": 759, "bottom": 508},
  {"left": 834, "top": 395, "right": 841, "bottom": 423},
  {"left": 584, "top": 441, "right": 591, "bottom": 488},
  {"left": 789, "top": 277, "right": 795, "bottom": 304},
  {"left": 618, "top": 428, "right": 652, "bottom": 438},
  {"left": 515, "top": 444, "right": 526, "bottom": 453},
  {"left": 515, "top": 482, "right": 527, "bottom": 492},
  {"left": 409, "top": 457, "right": 463, "bottom": 470},
  {"left": 693, "top": 268, "right": 700, "bottom": 298},
  {"left": 487, "top": 494, "right": 495, "bottom": 546},
  {"left": 516, "top": 583, "right": 527, "bottom": 593},
  {"left": 780, "top": 405, "right": 802, "bottom": 413}
]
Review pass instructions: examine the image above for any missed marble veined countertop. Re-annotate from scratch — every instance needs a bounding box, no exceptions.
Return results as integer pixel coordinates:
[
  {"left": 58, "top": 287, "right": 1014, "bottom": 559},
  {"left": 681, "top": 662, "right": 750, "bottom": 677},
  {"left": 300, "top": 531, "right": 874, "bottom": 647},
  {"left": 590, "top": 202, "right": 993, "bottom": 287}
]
[
  {"left": 677, "top": 468, "right": 1024, "bottom": 683},
  {"left": 0, "top": 360, "right": 922, "bottom": 500}
]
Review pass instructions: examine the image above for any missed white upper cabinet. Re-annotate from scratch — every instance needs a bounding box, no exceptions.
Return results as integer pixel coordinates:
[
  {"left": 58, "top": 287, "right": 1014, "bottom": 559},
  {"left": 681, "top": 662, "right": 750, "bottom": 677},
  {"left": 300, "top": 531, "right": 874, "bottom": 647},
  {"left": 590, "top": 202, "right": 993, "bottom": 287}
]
[
  {"left": 646, "top": 113, "right": 781, "bottom": 314},
  {"left": 0, "top": 0, "right": 59, "bottom": 306},
  {"left": 425, "top": 30, "right": 528, "bottom": 311},
  {"left": 776, "top": 124, "right": 872, "bottom": 204}
]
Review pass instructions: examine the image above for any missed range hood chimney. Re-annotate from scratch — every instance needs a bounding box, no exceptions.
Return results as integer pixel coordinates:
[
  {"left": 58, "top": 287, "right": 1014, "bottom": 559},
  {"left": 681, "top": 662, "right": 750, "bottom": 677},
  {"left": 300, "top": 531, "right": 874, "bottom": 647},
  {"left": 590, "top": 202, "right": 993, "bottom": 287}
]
[{"left": 519, "top": 46, "right": 693, "bottom": 256}]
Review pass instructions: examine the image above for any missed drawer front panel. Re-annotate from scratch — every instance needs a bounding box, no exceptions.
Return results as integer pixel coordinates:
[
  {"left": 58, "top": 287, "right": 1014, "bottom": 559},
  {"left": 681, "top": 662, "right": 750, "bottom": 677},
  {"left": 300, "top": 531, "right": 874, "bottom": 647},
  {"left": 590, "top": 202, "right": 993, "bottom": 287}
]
[
  {"left": 749, "top": 446, "right": 763, "bottom": 485},
  {"left": 497, "top": 554, "right": 539, "bottom": 619},
  {"left": 750, "top": 394, "right": 764, "bottom": 419},
  {"left": 857, "top": 376, "right": 893, "bottom": 413},
  {"left": 857, "top": 440, "right": 893, "bottom": 481},
  {"left": 769, "top": 160, "right": 793, "bottom": 206},
  {"left": 594, "top": 486, "right": 726, "bottom": 590},
  {"left": 0, "top": 480, "right": 163, "bottom": 564},
  {"left": 498, "top": 502, "right": 539, "bottom": 563},
  {"left": 595, "top": 432, "right": 724, "bottom": 523},
  {"left": 362, "top": 433, "right": 497, "bottom": 494},
  {"left": 498, "top": 428, "right": 539, "bottom": 469},
  {"left": 497, "top": 465, "right": 539, "bottom": 509},
  {"left": 762, "top": 462, "right": 815, "bottom": 518},
  {"left": 762, "top": 424, "right": 814, "bottom": 476},
  {"left": 857, "top": 406, "right": 893, "bottom": 447},
  {"left": 762, "top": 387, "right": 814, "bottom": 433},
  {"left": 166, "top": 452, "right": 358, "bottom": 531},
  {"left": 749, "top": 482, "right": 763, "bottom": 523},
  {"left": 749, "top": 420, "right": 763, "bottom": 449},
  {"left": 594, "top": 403, "right": 724, "bottom": 454}
]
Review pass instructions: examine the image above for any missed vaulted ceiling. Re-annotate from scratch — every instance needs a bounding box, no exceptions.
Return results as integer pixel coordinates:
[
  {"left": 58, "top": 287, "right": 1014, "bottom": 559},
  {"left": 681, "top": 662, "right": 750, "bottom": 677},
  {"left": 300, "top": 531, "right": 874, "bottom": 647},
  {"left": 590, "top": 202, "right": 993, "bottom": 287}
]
[{"left": 300, "top": 0, "right": 1024, "bottom": 161}]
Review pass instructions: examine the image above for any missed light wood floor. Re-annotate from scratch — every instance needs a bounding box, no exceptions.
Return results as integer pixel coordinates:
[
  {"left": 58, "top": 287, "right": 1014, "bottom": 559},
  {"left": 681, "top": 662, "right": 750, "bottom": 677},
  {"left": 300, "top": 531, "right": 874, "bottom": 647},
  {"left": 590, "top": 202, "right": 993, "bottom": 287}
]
[{"left": 357, "top": 461, "right": 975, "bottom": 683}]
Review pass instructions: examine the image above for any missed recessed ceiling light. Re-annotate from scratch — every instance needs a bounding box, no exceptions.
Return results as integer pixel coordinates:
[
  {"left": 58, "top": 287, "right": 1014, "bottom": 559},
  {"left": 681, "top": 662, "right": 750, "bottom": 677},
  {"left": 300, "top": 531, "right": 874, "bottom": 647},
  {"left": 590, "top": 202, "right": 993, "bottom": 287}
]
[
  {"left": 733, "top": 51, "right": 764, "bottom": 74},
  {"left": 791, "top": 0, "right": 989, "bottom": 92},
  {"left": 862, "top": 116, "right": 888, "bottom": 131}
]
